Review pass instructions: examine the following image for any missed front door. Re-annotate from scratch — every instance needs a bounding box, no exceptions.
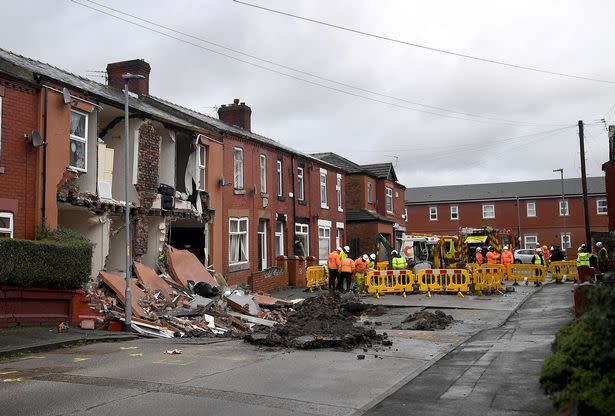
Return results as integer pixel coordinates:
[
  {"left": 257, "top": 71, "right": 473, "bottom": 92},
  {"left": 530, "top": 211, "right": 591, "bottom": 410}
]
[{"left": 258, "top": 220, "right": 268, "bottom": 270}]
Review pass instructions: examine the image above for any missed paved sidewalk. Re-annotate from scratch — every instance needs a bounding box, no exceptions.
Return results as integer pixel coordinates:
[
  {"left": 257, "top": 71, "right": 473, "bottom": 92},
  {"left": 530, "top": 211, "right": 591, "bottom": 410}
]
[
  {"left": 361, "top": 282, "right": 573, "bottom": 416},
  {"left": 0, "top": 326, "right": 138, "bottom": 358}
]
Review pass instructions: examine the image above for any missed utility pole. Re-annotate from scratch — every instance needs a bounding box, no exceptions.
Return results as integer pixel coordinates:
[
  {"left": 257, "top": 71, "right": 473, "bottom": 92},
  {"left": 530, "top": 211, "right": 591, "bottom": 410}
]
[
  {"left": 578, "top": 120, "right": 591, "bottom": 248},
  {"left": 515, "top": 195, "right": 521, "bottom": 247},
  {"left": 553, "top": 169, "right": 567, "bottom": 253}
]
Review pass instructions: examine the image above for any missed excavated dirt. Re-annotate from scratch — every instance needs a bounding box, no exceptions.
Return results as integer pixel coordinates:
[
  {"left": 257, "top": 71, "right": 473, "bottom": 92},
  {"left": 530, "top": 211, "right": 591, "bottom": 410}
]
[
  {"left": 244, "top": 293, "right": 387, "bottom": 349},
  {"left": 392, "top": 310, "right": 455, "bottom": 331}
]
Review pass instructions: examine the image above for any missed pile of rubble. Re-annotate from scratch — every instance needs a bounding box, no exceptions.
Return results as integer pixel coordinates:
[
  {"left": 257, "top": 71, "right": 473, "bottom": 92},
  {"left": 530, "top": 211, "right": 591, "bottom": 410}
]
[
  {"left": 86, "top": 247, "right": 300, "bottom": 338},
  {"left": 393, "top": 310, "right": 455, "bottom": 331},
  {"left": 244, "top": 293, "right": 390, "bottom": 349}
]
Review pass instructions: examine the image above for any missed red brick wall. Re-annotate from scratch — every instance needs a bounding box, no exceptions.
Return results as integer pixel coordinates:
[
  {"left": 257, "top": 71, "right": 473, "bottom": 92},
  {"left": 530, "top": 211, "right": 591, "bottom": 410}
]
[
  {"left": 0, "top": 78, "right": 39, "bottom": 240},
  {"left": 406, "top": 196, "right": 608, "bottom": 258},
  {"left": 604, "top": 161, "right": 615, "bottom": 231},
  {"left": 248, "top": 267, "right": 288, "bottom": 292},
  {"left": 375, "top": 179, "right": 406, "bottom": 223}
]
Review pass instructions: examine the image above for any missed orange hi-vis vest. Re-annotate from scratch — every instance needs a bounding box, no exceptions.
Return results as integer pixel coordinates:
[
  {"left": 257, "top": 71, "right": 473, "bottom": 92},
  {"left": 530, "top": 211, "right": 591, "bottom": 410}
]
[
  {"left": 486, "top": 251, "right": 500, "bottom": 265},
  {"left": 340, "top": 258, "right": 355, "bottom": 273},
  {"left": 501, "top": 250, "right": 514, "bottom": 265},
  {"left": 354, "top": 258, "right": 368, "bottom": 274},
  {"left": 327, "top": 251, "right": 341, "bottom": 270},
  {"left": 476, "top": 252, "right": 484, "bottom": 264}
]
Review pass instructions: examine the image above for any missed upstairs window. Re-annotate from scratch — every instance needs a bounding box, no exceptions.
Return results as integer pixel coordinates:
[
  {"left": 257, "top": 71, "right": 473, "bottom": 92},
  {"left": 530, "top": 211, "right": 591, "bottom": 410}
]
[
  {"left": 336, "top": 174, "right": 343, "bottom": 211},
  {"left": 559, "top": 200, "right": 569, "bottom": 216},
  {"left": 320, "top": 169, "right": 328, "bottom": 208},
  {"left": 450, "top": 205, "right": 459, "bottom": 220},
  {"left": 0, "top": 212, "right": 13, "bottom": 238},
  {"left": 233, "top": 147, "right": 244, "bottom": 190},
  {"left": 69, "top": 110, "right": 88, "bottom": 172},
  {"left": 277, "top": 160, "right": 283, "bottom": 197},
  {"left": 597, "top": 199, "right": 607, "bottom": 215},
  {"left": 526, "top": 201, "right": 536, "bottom": 217},
  {"left": 297, "top": 167, "right": 305, "bottom": 201},
  {"left": 385, "top": 187, "right": 393, "bottom": 213},
  {"left": 197, "top": 145, "right": 206, "bottom": 191},
  {"left": 429, "top": 206, "right": 438, "bottom": 221},
  {"left": 367, "top": 182, "right": 373, "bottom": 204},
  {"left": 259, "top": 154, "right": 266, "bottom": 193},
  {"left": 482, "top": 204, "right": 495, "bottom": 219}
]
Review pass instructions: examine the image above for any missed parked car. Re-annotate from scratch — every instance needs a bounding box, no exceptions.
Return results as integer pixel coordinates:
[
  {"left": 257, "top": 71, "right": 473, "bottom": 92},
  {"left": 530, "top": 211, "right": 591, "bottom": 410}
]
[{"left": 514, "top": 249, "right": 535, "bottom": 264}]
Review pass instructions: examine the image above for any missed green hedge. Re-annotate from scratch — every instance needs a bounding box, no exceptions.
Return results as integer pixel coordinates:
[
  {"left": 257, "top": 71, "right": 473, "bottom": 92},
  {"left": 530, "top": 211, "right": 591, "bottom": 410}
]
[{"left": 0, "top": 228, "right": 93, "bottom": 288}]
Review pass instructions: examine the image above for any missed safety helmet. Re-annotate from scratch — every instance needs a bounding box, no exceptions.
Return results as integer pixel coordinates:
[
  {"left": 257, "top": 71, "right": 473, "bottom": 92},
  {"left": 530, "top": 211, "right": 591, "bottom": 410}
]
[
  {"left": 476, "top": 248, "right": 482, "bottom": 253},
  {"left": 542, "top": 245, "right": 548, "bottom": 250},
  {"left": 596, "top": 242, "right": 603, "bottom": 248},
  {"left": 536, "top": 243, "right": 541, "bottom": 246},
  {"left": 336, "top": 246, "right": 342, "bottom": 252},
  {"left": 550, "top": 246, "right": 554, "bottom": 251},
  {"left": 503, "top": 245, "right": 509, "bottom": 250},
  {"left": 536, "top": 248, "right": 543, "bottom": 253},
  {"left": 343, "top": 245, "right": 350, "bottom": 252},
  {"left": 391, "top": 250, "right": 398, "bottom": 255},
  {"left": 362, "top": 254, "right": 369, "bottom": 261},
  {"left": 488, "top": 246, "right": 493, "bottom": 251},
  {"left": 370, "top": 253, "right": 376, "bottom": 260}
]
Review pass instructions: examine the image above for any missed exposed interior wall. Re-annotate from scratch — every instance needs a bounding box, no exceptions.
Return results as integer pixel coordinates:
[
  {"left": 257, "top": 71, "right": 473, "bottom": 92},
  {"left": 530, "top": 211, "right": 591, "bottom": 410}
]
[
  {"left": 57, "top": 205, "right": 110, "bottom": 278},
  {"left": 158, "top": 126, "right": 175, "bottom": 188},
  {"left": 106, "top": 214, "right": 128, "bottom": 276},
  {"left": 203, "top": 136, "right": 224, "bottom": 272},
  {"left": 74, "top": 109, "right": 99, "bottom": 194},
  {"left": 140, "top": 216, "right": 166, "bottom": 268}
]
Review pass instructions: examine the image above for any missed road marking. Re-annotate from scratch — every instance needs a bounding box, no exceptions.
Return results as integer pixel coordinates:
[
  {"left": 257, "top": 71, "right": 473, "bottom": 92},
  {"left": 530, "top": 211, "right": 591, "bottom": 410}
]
[
  {"left": 72, "top": 358, "right": 90, "bottom": 362},
  {"left": 120, "top": 346, "right": 138, "bottom": 350},
  {"left": 0, "top": 370, "right": 18, "bottom": 375},
  {"left": 3, "top": 377, "right": 24, "bottom": 383},
  {"left": 129, "top": 353, "right": 143, "bottom": 357},
  {"left": 18, "top": 356, "right": 44, "bottom": 361}
]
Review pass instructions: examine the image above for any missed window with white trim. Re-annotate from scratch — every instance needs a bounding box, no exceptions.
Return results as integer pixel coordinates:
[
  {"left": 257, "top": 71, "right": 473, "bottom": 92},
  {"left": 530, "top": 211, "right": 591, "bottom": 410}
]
[
  {"left": 597, "top": 199, "right": 607, "bottom": 215},
  {"left": 69, "top": 110, "right": 88, "bottom": 172},
  {"left": 385, "top": 187, "right": 393, "bottom": 213},
  {"left": 336, "top": 174, "right": 343, "bottom": 211},
  {"left": 320, "top": 170, "right": 328, "bottom": 208},
  {"left": 561, "top": 233, "right": 571, "bottom": 249},
  {"left": 318, "top": 226, "right": 331, "bottom": 265},
  {"left": 450, "top": 205, "right": 459, "bottom": 220},
  {"left": 277, "top": 160, "right": 283, "bottom": 197},
  {"left": 482, "top": 204, "right": 495, "bottom": 219},
  {"left": 559, "top": 200, "right": 569, "bottom": 216},
  {"left": 526, "top": 201, "right": 536, "bottom": 217},
  {"left": 229, "top": 217, "right": 248, "bottom": 264},
  {"left": 275, "top": 221, "right": 284, "bottom": 256},
  {"left": 367, "top": 182, "right": 373, "bottom": 204},
  {"left": 0, "top": 212, "right": 13, "bottom": 238},
  {"left": 524, "top": 235, "right": 538, "bottom": 249},
  {"left": 295, "top": 223, "right": 309, "bottom": 256},
  {"left": 429, "top": 206, "right": 438, "bottom": 221},
  {"left": 259, "top": 154, "right": 266, "bottom": 193},
  {"left": 197, "top": 145, "right": 206, "bottom": 191},
  {"left": 233, "top": 147, "right": 244, "bottom": 190},
  {"left": 297, "top": 167, "right": 304, "bottom": 201},
  {"left": 404, "top": 207, "right": 408, "bottom": 221}
]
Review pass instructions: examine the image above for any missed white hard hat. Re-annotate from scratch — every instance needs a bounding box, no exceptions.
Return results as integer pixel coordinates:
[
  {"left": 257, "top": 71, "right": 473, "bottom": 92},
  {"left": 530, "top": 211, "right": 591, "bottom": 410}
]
[
  {"left": 391, "top": 250, "right": 398, "bottom": 255},
  {"left": 550, "top": 246, "right": 554, "bottom": 251},
  {"left": 336, "top": 246, "right": 342, "bottom": 252},
  {"left": 503, "top": 245, "right": 509, "bottom": 250},
  {"left": 370, "top": 253, "right": 376, "bottom": 260},
  {"left": 476, "top": 248, "right": 482, "bottom": 252},
  {"left": 362, "top": 254, "right": 368, "bottom": 261},
  {"left": 536, "top": 248, "right": 542, "bottom": 253},
  {"left": 343, "top": 245, "right": 350, "bottom": 252},
  {"left": 596, "top": 242, "right": 603, "bottom": 247}
]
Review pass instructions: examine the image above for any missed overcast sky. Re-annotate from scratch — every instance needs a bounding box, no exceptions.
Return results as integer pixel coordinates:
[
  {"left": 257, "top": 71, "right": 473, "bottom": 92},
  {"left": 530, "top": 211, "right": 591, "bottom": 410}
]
[{"left": 2, "top": 0, "right": 612, "bottom": 187}]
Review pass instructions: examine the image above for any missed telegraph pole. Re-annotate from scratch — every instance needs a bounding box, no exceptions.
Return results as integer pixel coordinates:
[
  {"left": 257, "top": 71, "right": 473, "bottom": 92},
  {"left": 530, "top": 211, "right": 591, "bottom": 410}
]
[{"left": 578, "top": 120, "right": 591, "bottom": 248}]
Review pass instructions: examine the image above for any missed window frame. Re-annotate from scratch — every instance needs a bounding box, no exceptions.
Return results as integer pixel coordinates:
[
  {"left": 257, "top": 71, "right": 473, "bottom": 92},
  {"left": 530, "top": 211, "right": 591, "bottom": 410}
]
[
  {"left": 318, "top": 225, "right": 331, "bottom": 265},
  {"left": 297, "top": 166, "right": 305, "bottom": 201},
  {"left": 385, "top": 187, "right": 394, "bottom": 213},
  {"left": 259, "top": 154, "right": 267, "bottom": 194},
  {"left": 561, "top": 232, "right": 572, "bottom": 249},
  {"left": 482, "top": 204, "right": 495, "bottom": 219},
  {"left": 69, "top": 109, "right": 88, "bottom": 172},
  {"left": 295, "top": 222, "right": 309, "bottom": 255},
  {"left": 197, "top": 144, "right": 206, "bottom": 191},
  {"left": 597, "top": 199, "right": 607, "bottom": 215},
  {"left": 228, "top": 217, "right": 249, "bottom": 265},
  {"left": 450, "top": 205, "right": 459, "bottom": 220},
  {"left": 367, "top": 182, "right": 373, "bottom": 204},
  {"left": 276, "top": 160, "right": 283, "bottom": 197},
  {"left": 319, "top": 169, "right": 328, "bottom": 209},
  {"left": 0, "top": 212, "right": 13, "bottom": 238},
  {"left": 559, "top": 199, "right": 569, "bottom": 217},
  {"left": 336, "top": 173, "right": 343, "bottom": 212},
  {"left": 275, "top": 221, "right": 284, "bottom": 257},
  {"left": 524, "top": 235, "right": 538, "bottom": 249},
  {"left": 526, "top": 201, "right": 536, "bottom": 218},
  {"left": 429, "top": 206, "right": 438, "bottom": 221},
  {"left": 233, "top": 147, "right": 244, "bottom": 190}
]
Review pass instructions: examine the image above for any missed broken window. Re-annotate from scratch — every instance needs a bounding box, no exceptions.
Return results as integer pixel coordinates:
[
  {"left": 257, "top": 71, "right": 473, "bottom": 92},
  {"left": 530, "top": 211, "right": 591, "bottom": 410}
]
[
  {"left": 234, "top": 147, "right": 244, "bottom": 190},
  {"left": 69, "top": 110, "right": 88, "bottom": 172},
  {"left": 0, "top": 212, "right": 13, "bottom": 238},
  {"left": 229, "top": 217, "right": 248, "bottom": 265},
  {"left": 197, "top": 145, "right": 206, "bottom": 191}
]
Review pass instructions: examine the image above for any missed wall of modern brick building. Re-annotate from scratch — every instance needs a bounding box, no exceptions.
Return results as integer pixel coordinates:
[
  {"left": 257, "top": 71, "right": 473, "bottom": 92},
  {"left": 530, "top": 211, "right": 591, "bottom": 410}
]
[
  {"left": 0, "top": 77, "right": 39, "bottom": 240},
  {"left": 406, "top": 196, "right": 608, "bottom": 258},
  {"left": 220, "top": 133, "right": 345, "bottom": 286}
]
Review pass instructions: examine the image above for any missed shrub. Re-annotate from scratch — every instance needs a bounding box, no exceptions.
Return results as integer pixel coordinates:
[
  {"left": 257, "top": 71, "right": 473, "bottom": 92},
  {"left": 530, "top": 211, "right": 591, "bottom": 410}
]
[{"left": 0, "top": 227, "right": 93, "bottom": 288}]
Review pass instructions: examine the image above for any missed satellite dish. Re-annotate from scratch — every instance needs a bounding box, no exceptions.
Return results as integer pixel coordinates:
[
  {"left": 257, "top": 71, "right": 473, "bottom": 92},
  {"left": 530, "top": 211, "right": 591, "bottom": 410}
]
[
  {"left": 62, "top": 87, "right": 71, "bottom": 105},
  {"left": 31, "top": 130, "right": 42, "bottom": 148}
]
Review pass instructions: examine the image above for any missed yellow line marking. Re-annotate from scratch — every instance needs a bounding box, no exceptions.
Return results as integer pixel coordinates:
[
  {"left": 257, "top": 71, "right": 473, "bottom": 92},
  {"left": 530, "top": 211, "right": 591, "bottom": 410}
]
[
  {"left": 129, "top": 353, "right": 143, "bottom": 357},
  {"left": 72, "top": 358, "right": 90, "bottom": 362},
  {"left": 18, "top": 356, "right": 44, "bottom": 361},
  {"left": 3, "top": 378, "right": 24, "bottom": 382},
  {"left": 0, "top": 370, "right": 18, "bottom": 375},
  {"left": 120, "top": 346, "right": 138, "bottom": 350}
]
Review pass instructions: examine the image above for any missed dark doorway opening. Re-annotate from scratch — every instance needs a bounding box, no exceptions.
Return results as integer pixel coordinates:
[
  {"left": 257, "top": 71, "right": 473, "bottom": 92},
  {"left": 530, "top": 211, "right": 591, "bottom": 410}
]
[{"left": 169, "top": 222, "right": 205, "bottom": 264}]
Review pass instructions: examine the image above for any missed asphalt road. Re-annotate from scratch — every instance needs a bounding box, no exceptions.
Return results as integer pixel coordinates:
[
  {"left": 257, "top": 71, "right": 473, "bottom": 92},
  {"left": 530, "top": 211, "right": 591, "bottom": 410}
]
[{"left": 0, "top": 284, "right": 567, "bottom": 416}]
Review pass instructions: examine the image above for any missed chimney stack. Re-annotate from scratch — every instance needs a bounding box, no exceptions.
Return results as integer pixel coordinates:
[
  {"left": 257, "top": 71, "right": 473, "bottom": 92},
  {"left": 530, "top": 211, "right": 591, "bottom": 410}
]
[
  {"left": 218, "top": 99, "right": 252, "bottom": 132},
  {"left": 106, "top": 59, "right": 151, "bottom": 96}
]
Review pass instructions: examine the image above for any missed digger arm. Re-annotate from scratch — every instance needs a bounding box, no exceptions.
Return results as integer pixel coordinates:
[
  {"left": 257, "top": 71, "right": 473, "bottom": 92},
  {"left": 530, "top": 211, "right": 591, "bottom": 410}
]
[{"left": 374, "top": 233, "right": 395, "bottom": 264}]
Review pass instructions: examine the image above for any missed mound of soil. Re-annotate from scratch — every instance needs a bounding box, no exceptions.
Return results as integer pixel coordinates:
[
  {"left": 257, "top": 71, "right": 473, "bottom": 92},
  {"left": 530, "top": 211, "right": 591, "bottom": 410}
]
[
  {"left": 393, "top": 310, "right": 454, "bottom": 331},
  {"left": 244, "top": 293, "right": 387, "bottom": 349}
]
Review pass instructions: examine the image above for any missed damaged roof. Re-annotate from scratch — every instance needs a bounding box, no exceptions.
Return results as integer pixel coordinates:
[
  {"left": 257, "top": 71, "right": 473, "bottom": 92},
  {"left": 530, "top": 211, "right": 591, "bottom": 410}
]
[
  {"left": 405, "top": 177, "right": 606, "bottom": 204},
  {"left": 311, "top": 152, "right": 400, "bottom": 183},
  {"left": 0, "top": 48, "right": 204, "bottom": 132}
]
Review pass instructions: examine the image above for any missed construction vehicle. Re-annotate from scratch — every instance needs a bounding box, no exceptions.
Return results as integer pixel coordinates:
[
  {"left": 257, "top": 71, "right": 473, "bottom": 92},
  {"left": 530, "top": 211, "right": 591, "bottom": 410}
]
[{"left": 458, "top": 227, "right": 515, "bottom": 263}]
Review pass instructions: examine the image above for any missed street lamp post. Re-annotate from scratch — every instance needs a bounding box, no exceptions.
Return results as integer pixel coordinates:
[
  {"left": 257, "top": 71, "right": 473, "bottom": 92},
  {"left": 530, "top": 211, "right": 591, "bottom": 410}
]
[
  {"left": 122, "top": 73, "right": 144, "bottom": 331},
  {"left": 553, "top": 168, "right": 567, "bottom": 256}
]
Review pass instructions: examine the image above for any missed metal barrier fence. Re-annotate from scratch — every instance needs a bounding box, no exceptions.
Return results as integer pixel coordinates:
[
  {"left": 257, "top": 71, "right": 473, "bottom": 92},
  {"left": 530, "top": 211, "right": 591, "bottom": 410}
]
[
  {"left": 306, "top": 266, "right": 328, "bottom": 291},
  {"left": 509, "top": 264, "right": 546, "bottom": 285},
  {"left": 549, "top": 261, "right": 578, "bottom": 282}
]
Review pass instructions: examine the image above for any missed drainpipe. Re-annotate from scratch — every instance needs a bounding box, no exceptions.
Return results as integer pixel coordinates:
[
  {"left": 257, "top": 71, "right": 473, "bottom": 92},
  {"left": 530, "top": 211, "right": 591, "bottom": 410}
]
[{"left": 41, "top": 87, "right": 48, "bottom": 226}]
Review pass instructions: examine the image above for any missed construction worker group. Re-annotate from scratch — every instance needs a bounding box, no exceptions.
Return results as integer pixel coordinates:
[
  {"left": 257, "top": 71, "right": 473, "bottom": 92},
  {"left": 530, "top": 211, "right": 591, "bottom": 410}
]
[{"left": 327, "top": 246, "right": 379, "bottom": 294}]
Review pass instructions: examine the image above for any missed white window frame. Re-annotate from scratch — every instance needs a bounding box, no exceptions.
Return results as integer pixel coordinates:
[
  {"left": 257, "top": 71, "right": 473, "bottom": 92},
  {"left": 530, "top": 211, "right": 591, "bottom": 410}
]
[
  {"left": 561, "top": 232, "right": 572, "bottom": 249},
  {"left": 297, "top": 167, "right": 304, "bottom": 201},
  {"left": 597, "top": 199, "right": 607, "bottom": 215},
  {"left": 336, "top": 224, "right": 344, "bottom": 249},
  {"left": 450, "top": 205, "right": 459, "bottom": 220},
  {"left": 385, "top": 187, "right": 394, "bottom": 213},
  {"left": 482, "top": 204, "right": 495, "bottom": 219},
  {"left": 429, "top": 206, "right": 438, "bottom": 221},
  {"left": 229, "top": 217, "right": 249, "bottom": 265},
  {"left": 295, "top": 222, "right": 309, "bottom": 255},
  {"left": 318, "top": 224, "right": 331, "bottom": 265},
  {"left": 526, "top": 201, "right": 536, "bottom": 218},
  {"left": 367, "top": 182, "right": 373, "bottom": 204},
  {"left": 233, "top": 147, "right": 244, "bottom": 190},
  {"left": 404, "top": 207, "right": 408, "bottom": 221},
  {"left": 275, "top": 221, "right": 284, "bottom": 257},
  {"left": 258, "top": 220, "right": 268, "bottom": 270},
  {"left": 524, "top": 235, "right": 538, "bottom": 249},
  {"left": 0, "top": 212, "right": 13, "bottom": 238},
  {"left": 277, "top": 160, "right": 283, "bottom": 197},
  {"left": 336, "top": 173, "right": 343, "bottom": 212},
  {"left": 69, "top": 109, "right": 88, "bottom": 172},
  {"left": 320, "top": 168, "right": 328, "bottom": 209},
  {"left": 259, "top": 154, "right": 267, "bottom": 194},
  {"left": 197, "top": 144, "right": 206, "bottom": 191},
  {"left": 559, "top": 200, "right": 569, "bottom": 217}
]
